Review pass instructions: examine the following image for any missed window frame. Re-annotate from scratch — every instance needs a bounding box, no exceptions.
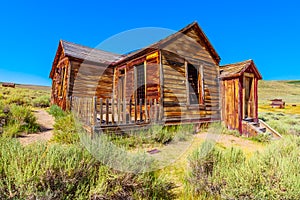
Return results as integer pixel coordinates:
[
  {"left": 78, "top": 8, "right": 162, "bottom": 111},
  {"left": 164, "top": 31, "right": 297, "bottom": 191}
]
[
  {"left": 185, "top": 60, "right": 204, "bottom": 106},
  {"left": 135, "top": 63, "right": 146, "bottom": 102}
]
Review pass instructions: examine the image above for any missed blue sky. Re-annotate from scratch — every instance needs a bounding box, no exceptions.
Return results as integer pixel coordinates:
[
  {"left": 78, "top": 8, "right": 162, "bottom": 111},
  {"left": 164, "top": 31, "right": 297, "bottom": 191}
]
[{"left": 0, "top": 0, "right": 299, "bottom": 86}]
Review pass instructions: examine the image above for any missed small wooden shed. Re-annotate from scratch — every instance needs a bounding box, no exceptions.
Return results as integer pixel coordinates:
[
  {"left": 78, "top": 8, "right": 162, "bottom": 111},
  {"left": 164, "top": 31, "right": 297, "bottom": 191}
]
[
  {"left": 270, "top": 99, "right": 285, "bottom": 108},
  {"left": 2, "top": 82, "right": 15, "bottom": 88},
  {"left": 220, "top": 60, "right": 262, "bottom": 133}
]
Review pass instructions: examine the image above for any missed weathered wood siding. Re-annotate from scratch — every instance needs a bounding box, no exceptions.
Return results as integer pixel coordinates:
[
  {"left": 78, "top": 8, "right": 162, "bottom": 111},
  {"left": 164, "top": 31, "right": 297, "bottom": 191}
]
[
  {"left": 51, "top": 54, "right": 70, "bottom": 110},
  {"left": 114, "top": 54, "right": 160, "bottom": 103},
  {"left": 161, "top": 27, "right": 221, "bottom": 122},
  {"left": 221, "top": 78, "right": 240, "bottom": 130},
  {"left": 69, "top": 60, "right": 114, "bottom": 99},
  {"left": 146, "top": 57, "right": 160, "bottom": 101}
]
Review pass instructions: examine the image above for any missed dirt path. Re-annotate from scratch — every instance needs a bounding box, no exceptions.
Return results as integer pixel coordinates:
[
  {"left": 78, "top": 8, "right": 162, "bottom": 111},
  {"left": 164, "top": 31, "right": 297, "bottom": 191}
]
[
  {"left": 19, "top": 109, "right": 54, "bottom": 145},
  {"left": 195, "top": 133, "right": 265, "bottom": 153}
]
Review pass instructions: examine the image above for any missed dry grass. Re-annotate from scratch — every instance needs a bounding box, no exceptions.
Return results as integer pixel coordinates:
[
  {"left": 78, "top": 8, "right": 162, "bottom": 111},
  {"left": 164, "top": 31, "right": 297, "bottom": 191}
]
[
  {"left": 159, "top": 130, "right": 264, "bottom": 199},
  {"left": 258, "top": 80, "right": 300, "bottom": 105},
  {"left": 258, "top": 80, "right": 300, "bottom": 115},
  {"left": 15, "top": 84, "right": 51, "bottom": 91}
]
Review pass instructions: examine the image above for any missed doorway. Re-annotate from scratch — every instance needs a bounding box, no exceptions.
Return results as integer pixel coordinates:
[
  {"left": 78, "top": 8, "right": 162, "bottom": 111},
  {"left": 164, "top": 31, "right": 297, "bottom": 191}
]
[{"left": 244, "top": 76, "right": 253, "bottom": 119}]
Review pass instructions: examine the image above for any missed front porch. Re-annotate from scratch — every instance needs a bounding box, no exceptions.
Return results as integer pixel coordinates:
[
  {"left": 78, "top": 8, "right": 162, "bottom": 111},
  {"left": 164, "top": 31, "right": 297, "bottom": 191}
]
[{"left": 70, "top": 96, "right": 163, "bottom": 133}]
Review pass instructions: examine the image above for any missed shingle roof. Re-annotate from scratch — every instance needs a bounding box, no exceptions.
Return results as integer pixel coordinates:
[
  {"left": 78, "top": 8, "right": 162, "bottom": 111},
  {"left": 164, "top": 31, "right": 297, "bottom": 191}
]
[
  {"left": 61, "top": 40, "right": 123, "bottom": 64},
  {"left": 219, "top": 59, "right": 262, "bottom": 79},
  {"left": 50, "top": 40, "right": 123, "bottom": 78}
]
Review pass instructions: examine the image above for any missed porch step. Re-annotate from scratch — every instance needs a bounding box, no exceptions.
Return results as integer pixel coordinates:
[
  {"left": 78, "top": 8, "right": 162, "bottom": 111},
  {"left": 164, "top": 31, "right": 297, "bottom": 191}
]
[
  {"left": 258, "top": 127, "right": 266, "bottom": 133},
  {"left": 250, "top": 122, "right": 259, "bottom": 127},
  {"left": 243, "top": 118, "right": 254, "bottom": 123}
]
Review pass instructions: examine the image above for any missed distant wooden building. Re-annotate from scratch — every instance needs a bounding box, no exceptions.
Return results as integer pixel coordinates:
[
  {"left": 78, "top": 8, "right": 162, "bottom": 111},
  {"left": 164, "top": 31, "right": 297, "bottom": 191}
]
[
  {"left": 50, "top": 22, "right": 266, "bottom": 135},
  {"left": 270, "top": 99, "right": 285, "bottom": 108},
  {"left": 2, "top": 82, "right": 15, "bottom": 88}
]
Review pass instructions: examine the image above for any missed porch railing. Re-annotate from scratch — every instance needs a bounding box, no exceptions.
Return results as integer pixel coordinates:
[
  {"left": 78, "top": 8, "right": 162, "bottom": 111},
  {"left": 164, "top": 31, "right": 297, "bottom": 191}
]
[{"left": 69, "top": 96, "right": 162, "bottom": 130}]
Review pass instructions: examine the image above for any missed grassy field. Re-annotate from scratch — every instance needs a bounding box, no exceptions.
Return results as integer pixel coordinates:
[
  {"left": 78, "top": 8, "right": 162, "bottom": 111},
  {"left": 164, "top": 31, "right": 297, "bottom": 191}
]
[
  {"left": 258, "top": 80, "right": 300, "bottom": 105},
  {"left": 0, "top": 81, "right": 299, "bottom": 199},
  {"left": 0, "top": 85, "right": 51, "bottom": 137},
  {"left": 258, "top": 80, "right": 300, "bottom": 136}
]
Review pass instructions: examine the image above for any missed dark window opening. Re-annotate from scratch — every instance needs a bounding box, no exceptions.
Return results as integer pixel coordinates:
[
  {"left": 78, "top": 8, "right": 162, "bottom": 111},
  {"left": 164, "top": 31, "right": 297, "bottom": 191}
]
[
  {"left": 136, "top": 64, "right": 145, "bottom": 101},
  {"left": 120, "top": 69, "right": 125, "bottom": 75},
  {"left": 188, "top": 63, "right": 199, "bottom": 104}
]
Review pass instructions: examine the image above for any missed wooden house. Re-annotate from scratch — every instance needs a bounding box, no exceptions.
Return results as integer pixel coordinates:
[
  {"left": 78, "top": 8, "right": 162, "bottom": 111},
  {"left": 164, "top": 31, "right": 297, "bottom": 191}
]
[
  {"left": 49, "top": 40, "right": 122, "bottom": 110},
  {"left": 50, "top": 22, "right": 268, "bottom": 136}
]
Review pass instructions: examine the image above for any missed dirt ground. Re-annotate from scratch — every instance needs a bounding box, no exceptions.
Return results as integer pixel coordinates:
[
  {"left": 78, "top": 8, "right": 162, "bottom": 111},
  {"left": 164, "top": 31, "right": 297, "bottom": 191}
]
[
  {"left": 195, "top": 132, "right": 265, "bottom": 153},
  {"left": 19, "top": 109, "right": 54, "bottom": 145}
]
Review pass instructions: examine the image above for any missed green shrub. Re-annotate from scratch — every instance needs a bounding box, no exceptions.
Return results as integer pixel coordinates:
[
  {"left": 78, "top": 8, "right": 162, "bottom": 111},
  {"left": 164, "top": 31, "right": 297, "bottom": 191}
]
[
  {"left": 107, "top": 125, "right": 194, "bottom": 149},
  {"left": 9, "top": 104, "right": 39, "bottom": 132},
  {"left": 48, "top": 104, "right": 66, "bottom": 119},
  {"left": 5, "top": 93, "right": 30, "bottom": 106},
  {"left": 0, "top": 101, "right": 6, "bottom": 118},
  {"left": 2, "top": 105, "right": 39, "bottom": 137},
  {"left": 173, "top": 124, "right": 194, "bottom": 142},
  {"left": 32, "top": 95, "right": 50, "bottom": 108},
  {"left": 185, "top": 136, "right": 300, "bottom": 199},
  {"left": 186, "top": 140, "right": 221, "bottom": 196},
  {"left": 152, "top": 127, "right": 174, "bottom": 144},
  {"left": 3, "top": 123, "right": 21, "bottom": 137},
  {"left": 250, "top": 133, "right": 272, "bottom": 143},
  {"left": 0, "top": 137, "right": 176, "bottom": 199},
  {"left": 51, "top": 114, "right": 79, "bottom": 144}
]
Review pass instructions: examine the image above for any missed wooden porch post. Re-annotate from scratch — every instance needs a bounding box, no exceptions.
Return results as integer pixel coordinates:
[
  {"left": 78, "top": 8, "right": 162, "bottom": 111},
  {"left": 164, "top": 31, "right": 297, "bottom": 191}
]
[{"left": 159, "top": 50, "right": 164, "bottom": 121}]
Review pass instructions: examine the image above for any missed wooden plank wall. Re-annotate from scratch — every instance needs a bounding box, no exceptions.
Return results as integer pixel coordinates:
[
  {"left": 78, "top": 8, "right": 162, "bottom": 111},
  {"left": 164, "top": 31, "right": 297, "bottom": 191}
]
[
  {"left": 51, "top": 55, "right": 69, "bottom": 110},
  {"left": 221, "top": 78, "right": 240, "bottom": 130},
  {"left": 69, "top": 60, "right": 114, "bottom": 99},
  {"left": 114, "top": 54, "right": 160, "bottom": 120},
  {"left": 161, "top": 51, "right": 187, "bottom": 119},
  {"left": 161, "top": 27, "right": 221, "bottom": 122},
  {"left": 146, "top": 58, "right": 160, "bottom": 101}
]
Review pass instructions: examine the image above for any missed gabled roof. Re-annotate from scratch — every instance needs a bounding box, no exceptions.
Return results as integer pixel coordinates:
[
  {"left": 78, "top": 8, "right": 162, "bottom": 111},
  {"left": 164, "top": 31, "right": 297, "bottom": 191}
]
[
  {"left": 61, "top": 40, "right": 122, "bottom": 64},
  {"left": 219, "top": 59, "right": 262, "bottom": 79},
  {"left": 113, "top": 21, "right": 221, "bottom": 66},
  {"left": 50, "top": 40, "right": 123, "bottom": 78}
]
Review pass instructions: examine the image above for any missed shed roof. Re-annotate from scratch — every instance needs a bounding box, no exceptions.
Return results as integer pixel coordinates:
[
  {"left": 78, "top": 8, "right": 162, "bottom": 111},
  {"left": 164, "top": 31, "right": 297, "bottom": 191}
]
[{"left": 219, "top": 59, "right": 262, "bottom": 79}]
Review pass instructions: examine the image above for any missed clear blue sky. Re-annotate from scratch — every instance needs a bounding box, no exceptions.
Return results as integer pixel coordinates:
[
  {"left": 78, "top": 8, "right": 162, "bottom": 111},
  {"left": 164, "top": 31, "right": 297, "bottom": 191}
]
[{"left": 0, "top": 0, "right": 299, "bottom": 86}]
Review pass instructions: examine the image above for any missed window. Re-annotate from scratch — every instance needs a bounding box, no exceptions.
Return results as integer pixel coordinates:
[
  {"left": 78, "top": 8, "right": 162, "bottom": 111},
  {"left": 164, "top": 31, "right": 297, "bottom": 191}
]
[
  {"left": 187, "top": 62, "right": 204, "bottom": 105},
  {"left": 136, "top": 64, "right": 145, "bottom": 101},
  {"left": 188, "top": 63, "right": 199, "bottom": 104}
]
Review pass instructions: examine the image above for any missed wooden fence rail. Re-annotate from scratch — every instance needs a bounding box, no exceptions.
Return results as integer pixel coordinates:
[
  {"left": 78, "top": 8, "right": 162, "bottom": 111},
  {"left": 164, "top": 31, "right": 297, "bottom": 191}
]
[{"left": 69, "top": 96, "right": 162, "bottom": 130}]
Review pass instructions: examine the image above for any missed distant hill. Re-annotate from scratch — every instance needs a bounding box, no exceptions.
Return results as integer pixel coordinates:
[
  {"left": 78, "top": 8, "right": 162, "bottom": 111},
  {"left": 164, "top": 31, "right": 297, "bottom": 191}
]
[
  {"left": 0, "top": 82, "right": 51, "bottom": 91},
  {"left": 258, "top": 80, "right": 300, "bottom": 104}
]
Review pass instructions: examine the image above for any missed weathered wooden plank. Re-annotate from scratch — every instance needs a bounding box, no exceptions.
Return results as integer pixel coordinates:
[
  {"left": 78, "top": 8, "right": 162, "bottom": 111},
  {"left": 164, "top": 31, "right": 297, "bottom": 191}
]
[{"left": 106, "top": 99, "right": 109, "bottom": 125}]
